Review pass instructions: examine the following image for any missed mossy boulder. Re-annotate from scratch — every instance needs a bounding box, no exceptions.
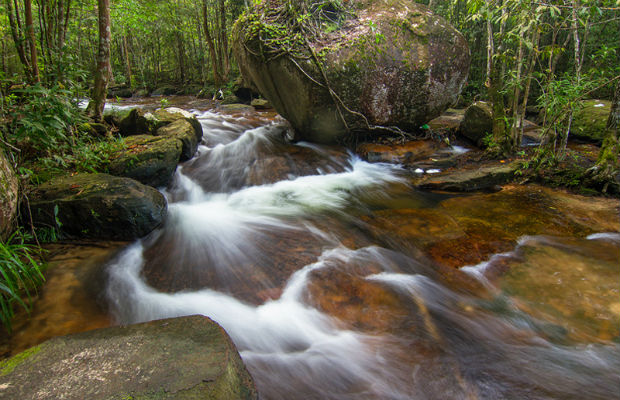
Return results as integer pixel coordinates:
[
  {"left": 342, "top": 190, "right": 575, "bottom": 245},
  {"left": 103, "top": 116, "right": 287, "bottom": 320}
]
[
  {"left": 27, "top": 173, "right": 166, "bottom": 240},
  {"left": 459, "top": 101, "right": 492, "bottom": 147},
  {"left": 108, "top": 135, "right": 182, "bottom": 187},
  {"left": 0, "top": 149, "right": 18, "bottom": 240},
  {"left": 152, "top": 108, "right": 203, "bottom": 151},
  {"left": 154, "top": 119, "right": 200, "bottom": 161},
  {"left": 571, "top": 100, "right": 611, "bottom": 143},
  {"left": 78, "top": 122, "right": 108, "bottom": 137},
  {"left": 233, "top": 0, "right": 470, "bottom": 143},
  {"left": 0, "top": 315, "right": 258, "bottom": 399},
  {"left": 118, "top": 108, "right": 157, "bottom": 136},
  {"left": 117, "top": 108, "right": 203, "bottom": 142}
]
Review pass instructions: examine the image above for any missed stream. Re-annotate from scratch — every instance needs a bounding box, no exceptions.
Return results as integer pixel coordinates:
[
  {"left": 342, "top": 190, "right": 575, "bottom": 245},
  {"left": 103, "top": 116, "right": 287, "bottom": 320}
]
[{"left": 8, "top": 100, "right": 620, "bottom": 399}]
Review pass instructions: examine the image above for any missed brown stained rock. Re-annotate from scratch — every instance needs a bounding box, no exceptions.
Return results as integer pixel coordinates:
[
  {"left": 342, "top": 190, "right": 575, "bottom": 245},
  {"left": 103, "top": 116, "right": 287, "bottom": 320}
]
[
  {"left": 485, "top": 235, "right": 620, "bottom": 343},
  {"left": 0, "top": 150, "right": 18, "bottom": 240},
  {"left": 416, "top": 161, "right": 519, "bottom": 192},
  {"left": 0, "top": 315, "right": 258, "bottom": 400},
  {"left": 0, "top": 242, "right": 126, "bottom": 359},
  {"left": 356, "top": 140, "right": 439, "bottom": 164}
]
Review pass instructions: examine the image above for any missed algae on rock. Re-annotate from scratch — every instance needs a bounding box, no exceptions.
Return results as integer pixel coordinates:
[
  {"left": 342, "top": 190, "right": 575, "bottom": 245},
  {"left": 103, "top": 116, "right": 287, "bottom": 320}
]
[{"left": 233, "top": 0, "right": 470, "bottom": 143}]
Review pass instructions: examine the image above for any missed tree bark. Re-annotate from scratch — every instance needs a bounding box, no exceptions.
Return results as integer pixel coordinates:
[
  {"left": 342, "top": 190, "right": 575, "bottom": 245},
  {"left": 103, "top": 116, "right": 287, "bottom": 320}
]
[
  {"left": 202, "top": 0, "right": 222, "bottom": 87},
  {"left": 87, "top": 0, "right": 111, "bottom": 122},
  {"left": 24, "top": 0, "right": 40, "bottom": 83}
]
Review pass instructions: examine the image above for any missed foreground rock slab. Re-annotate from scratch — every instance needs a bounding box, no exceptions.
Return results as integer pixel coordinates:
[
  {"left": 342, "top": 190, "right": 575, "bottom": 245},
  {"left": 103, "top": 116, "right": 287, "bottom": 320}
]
[
  {"left": 0, "top": 315, "right": 258, "bottom": 400},
  {"left": 28, "top": 173, "right": 167, "bottom": 240}
]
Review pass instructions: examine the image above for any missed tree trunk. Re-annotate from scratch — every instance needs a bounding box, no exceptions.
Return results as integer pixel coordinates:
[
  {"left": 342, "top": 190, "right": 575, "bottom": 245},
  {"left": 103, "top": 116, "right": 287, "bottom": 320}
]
[
  {"left": 123, "top": 35, "right": 133, "bottom": 88},
  {"left": 202, "top": 0, "right": 222, "bottom": 86},
  {"left": 6, "top": 0, "right": 33, "bottom": 80},
  {"left": 87, "top": 0, "right": 111, "bottom": 122},
  {"left": 24, "top": 0, "right": 40, "bottom": 83}
]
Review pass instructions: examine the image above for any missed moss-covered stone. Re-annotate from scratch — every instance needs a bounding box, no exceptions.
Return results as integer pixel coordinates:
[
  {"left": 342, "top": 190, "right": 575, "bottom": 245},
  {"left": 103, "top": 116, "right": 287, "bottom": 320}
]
[
  {"left": 0, "top": 316, "right": 258, "bottom": 399},
  {"left": 459, "top": 101, "right": 493, "bottom": 147},
  {"left": 26, "top": 173, "right": 167, "bottom": 240},
  {"left": 0, "top": 149, "right": 18, "bottom": 240},
  {"left": 571, "top": 100, "right": 611, "bottom": 143},
  {"left": 108, "top": 135, "right": 182, "bottom": 187},
  {"left": 232, "top": 0, "right": 470, "bottom": 143},
  {"left": 0, "top": 345, "right": 42, "bottom": 376},
  {"left": 153, "top": 119, "right": 200, "bottom": 161}
]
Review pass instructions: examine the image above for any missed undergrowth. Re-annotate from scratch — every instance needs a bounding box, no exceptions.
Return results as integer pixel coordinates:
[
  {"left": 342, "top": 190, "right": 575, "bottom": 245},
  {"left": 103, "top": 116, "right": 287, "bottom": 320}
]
[{"left": 0, "top": 231, "right": 46, "bottom": 332}]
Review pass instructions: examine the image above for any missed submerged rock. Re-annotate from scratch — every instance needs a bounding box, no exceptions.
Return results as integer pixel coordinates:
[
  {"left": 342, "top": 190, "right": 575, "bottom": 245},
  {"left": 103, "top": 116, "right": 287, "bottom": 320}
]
[
  {"left": 233, "top": 0, "right": 470, "bottom": 143},
  {"left": 0, "top": 149, "right": 18, "bottom": 240},
  {"left": 27, "top": 173, "right": 166, "bottom": 240},
  {"left": 459, "top": 101, "right": 492, "bottom": 147},
  {"left": 108, "top": 135, "right": 182, "bottom": 187},
  {"left": 0, "top": 315, "right": 258, "bottom": 399}
]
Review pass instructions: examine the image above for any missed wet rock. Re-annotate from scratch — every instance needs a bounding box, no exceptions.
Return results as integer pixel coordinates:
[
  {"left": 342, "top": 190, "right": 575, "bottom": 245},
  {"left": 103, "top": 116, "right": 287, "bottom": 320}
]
[
  {"left": 428, "top": 108, "right": 465, "bottom": 133},
  {"left": 219, "top": 104, "right": 255, "bottom": 113},
  {"left": 483, "top": 235, "right": 620, "bottom": 343},
  {"left": 426, "top": 184, "right": 620, "bottom": 268},
  {"left": 459, "top": 101, "right": 492, "bottom": 147},
  {"left": 27, "top": 173, "right": 166, "bottom": 240},
  {"left": 108, "top": 135, "right": 182, "bottom": 187},
  {"left": 570, "top": 99, "right": 610, "bottom": 143},
  {"left": 0, "top": 315, "right": 258, "bottom": 400},
  {"left": 0, "top": 242, "right": 125, "bottom": 358},
  {"left": 154, "top": 118, "right": 200, "bottom": 161},
  {"left": 357, "top": 140, "right": 439, "bottom": 164},
  {"left": 0, "top": 149, "right": 18, "bottom": 240},
  {"left": 417, "top": 161, "right": 519, "bottom": 192},
  {"left": 250, "top": 98, "right": 272, "bottom": 110},
  {"left": 118, "top": 108, "right": 156, "bottom": 136},
  {"left": 233, "top": 0, "right": 470, "bottom": 143},
  {"left": 246, "top": 144, "right": 349, "bottom": 186},
  {"left": 152, "top": 107, "right": 203, "bottom": 145}
]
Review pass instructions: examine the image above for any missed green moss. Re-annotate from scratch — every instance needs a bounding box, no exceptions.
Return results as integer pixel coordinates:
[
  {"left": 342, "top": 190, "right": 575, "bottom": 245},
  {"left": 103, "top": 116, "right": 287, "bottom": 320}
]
[{"left": 0, "top": 345, "right": 43, "bottom": 375}]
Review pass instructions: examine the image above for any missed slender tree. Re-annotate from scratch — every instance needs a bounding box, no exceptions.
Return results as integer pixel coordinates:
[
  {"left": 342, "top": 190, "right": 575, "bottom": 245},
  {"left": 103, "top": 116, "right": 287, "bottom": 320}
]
[{"left": 87, "top": 0, "right": 111, "bottom": 122}]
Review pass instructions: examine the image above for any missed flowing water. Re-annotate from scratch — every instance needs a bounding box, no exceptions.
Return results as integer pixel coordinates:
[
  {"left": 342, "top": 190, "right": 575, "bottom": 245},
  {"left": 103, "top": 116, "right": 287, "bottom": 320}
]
[
  {"left": 5, "top": 101, "right": 618, "bottom": 399},
  {"left": 96, "top": 105, "right": 620, "bottom": 399}
]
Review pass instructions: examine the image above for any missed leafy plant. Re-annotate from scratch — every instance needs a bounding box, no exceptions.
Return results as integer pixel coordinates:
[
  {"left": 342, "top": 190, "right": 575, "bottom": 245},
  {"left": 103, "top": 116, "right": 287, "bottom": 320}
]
[
  {"left": 0, "top": 231, "right": 46, "bottom": 332},
  {"left": 4, "top": 84, "right": 85, "bottom": 153}
]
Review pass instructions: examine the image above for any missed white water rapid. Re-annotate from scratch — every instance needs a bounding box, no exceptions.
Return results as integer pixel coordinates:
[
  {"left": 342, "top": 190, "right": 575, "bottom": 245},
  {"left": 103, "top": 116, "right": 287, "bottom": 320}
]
[{"left": 104, "top": 109, "right": 620, "bottom": 400}]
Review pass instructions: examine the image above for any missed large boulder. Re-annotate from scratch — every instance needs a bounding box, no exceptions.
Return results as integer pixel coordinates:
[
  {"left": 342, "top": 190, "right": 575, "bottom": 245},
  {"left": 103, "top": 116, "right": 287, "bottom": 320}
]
[
  {"left": 108, "top": 135, "right": 182, "bottom": 187},
  {"left": 571, "top": 99, "right": 610, "bottom": 143},
  {"left": 0, "top": 315, "right": 258, "bottom": 399},
  {"left": 27, "top": 173, "right": 166, "bottom": 240},
  {"left": 233, "top": 0, "right": 470, "bottom": 143},
  {"left": 0, "top": 150, "right": 18, "bottom": 240},
  {"left": 459, "top": 101, "right": 493, "bottom": 147}
]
